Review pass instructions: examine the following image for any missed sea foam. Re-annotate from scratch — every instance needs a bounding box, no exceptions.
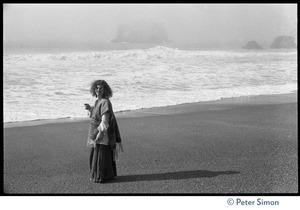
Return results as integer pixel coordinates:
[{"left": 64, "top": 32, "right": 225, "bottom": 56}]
[{"left": 3, "top": 46, "right": 297, "bottom": 122}]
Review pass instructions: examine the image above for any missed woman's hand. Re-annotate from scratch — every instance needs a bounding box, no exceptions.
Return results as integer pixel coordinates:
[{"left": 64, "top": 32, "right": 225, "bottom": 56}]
[
  {"left": 84, "top": 103, "right": 91, "bottom": 110},
  {"left": 87, "top": 139, "right": 96, "bottom": 148},
  {"left": 91, "top": 140, "right": 96, "bottom": 148}
]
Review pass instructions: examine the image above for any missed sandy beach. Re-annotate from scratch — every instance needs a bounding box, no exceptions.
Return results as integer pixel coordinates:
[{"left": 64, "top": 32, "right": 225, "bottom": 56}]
[{"left": 3, "top": 93, "right": 298, "bottom": 194}]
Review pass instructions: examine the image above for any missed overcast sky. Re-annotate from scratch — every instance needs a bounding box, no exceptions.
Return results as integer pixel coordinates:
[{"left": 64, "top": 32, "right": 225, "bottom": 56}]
[{"left": 3, "top": 4, "right": 297, "bottom": 45}]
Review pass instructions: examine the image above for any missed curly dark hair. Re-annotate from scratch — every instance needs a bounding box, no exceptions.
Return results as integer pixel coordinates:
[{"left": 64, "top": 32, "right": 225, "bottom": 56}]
[{"left": 90, "top": 80, "right": 113, "bottom": 98}]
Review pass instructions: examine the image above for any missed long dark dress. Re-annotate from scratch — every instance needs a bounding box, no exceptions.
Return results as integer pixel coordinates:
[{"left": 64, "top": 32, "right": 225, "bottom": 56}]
[
  {"left": 89, "top": 144, "right": 117, "bottom": 181},
  {"left": 87, "top": 98, "right": 121, "bottom": 182}
]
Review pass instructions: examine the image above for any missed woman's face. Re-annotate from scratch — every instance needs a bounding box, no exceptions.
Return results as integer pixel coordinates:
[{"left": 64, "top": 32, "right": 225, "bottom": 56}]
[{"left": 95, "top": 85, "right": 102, "bottom": 97}]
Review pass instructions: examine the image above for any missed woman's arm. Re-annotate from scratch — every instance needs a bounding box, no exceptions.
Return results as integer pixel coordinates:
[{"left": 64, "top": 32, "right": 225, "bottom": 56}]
[
  {"left": 88, "top": 106, "right": 94, "bottom": 118},
  {"left": 84, "top": 104, "right": 94, "bottom": 118},
  {"left": 95, "top": 113, "right": 109, "bottom": 142}
]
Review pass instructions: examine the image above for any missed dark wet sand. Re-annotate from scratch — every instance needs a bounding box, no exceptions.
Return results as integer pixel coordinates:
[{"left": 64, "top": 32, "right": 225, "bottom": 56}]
[{"left": 3, "top": 94, "right": 298, "bottom": 194}]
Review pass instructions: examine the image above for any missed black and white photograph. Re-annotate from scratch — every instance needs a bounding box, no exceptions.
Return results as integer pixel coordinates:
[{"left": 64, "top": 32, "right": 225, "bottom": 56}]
[{"left": 2, "top": 3, "right": 298, "bottom": 205}]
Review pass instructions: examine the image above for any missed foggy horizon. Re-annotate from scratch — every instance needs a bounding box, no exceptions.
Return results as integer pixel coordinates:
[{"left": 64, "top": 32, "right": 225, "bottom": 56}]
[{"left": 3, "top": 4, "right": 297, "bottom": 48}]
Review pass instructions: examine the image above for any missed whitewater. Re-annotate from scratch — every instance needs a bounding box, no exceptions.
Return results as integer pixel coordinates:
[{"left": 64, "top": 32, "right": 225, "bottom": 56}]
[{"left": 3, "top": 45, "right": 297, "bottom": 123}]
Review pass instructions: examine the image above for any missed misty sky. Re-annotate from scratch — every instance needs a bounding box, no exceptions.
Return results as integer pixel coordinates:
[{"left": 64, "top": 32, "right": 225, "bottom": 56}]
[{"left": 3, "top": 4, "right": 297, "bottom": 46}]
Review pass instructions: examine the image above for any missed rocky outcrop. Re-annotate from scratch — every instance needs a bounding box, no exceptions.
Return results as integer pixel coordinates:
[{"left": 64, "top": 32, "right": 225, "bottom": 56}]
[
  {"left": 270, "top": 36, "right": 296, "bottom": 49},
  {"left": 111, "top": 21, "right": 172, "bottom": 44},
  {"left": 242, "top": 40, "right": 262, "bottom": 49}
]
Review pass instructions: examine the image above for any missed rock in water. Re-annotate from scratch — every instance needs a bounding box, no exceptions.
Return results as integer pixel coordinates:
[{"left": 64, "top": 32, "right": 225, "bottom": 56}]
[
  {"left": 242, "top": 41, "right": 262, "bottom": 49},
  {"left": 270, "top": 36, "right": 296, "bottom": 49}
]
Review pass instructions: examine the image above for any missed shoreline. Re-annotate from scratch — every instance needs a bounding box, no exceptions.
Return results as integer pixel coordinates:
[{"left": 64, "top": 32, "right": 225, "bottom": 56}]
[{"left": 3, "top": 92, "right": 297, "bottom": 128}]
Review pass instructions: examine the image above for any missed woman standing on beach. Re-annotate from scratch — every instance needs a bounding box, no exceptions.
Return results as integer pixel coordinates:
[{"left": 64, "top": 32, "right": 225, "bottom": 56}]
[{"left": 84, "top": 80, "right": 123, "bottom": 183}]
